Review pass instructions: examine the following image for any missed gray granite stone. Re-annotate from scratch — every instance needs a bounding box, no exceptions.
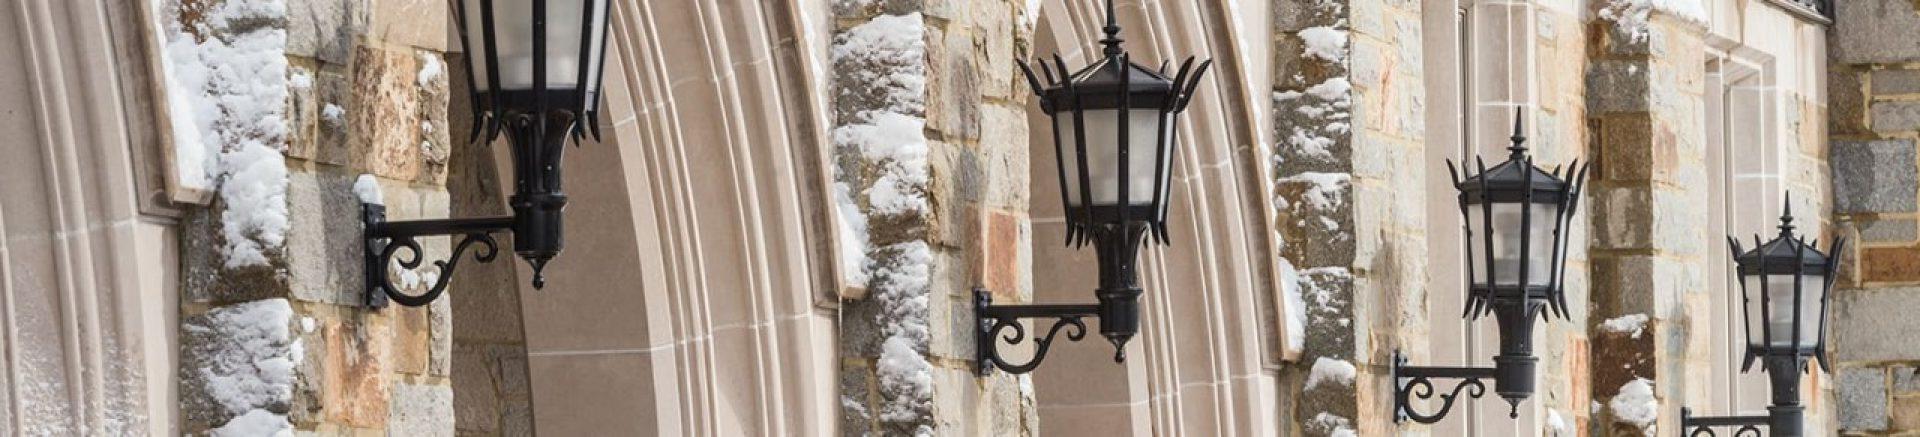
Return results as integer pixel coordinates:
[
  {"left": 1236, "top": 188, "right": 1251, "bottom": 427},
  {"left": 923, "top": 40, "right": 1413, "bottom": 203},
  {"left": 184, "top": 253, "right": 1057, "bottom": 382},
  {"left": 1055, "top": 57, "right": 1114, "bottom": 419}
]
[
  {"left": 1874, "top": 69, "right": 1920, "bottom": 96},
  {"left": 1832, "top": 288, "right": 1920, "bottom": 362},
  {"left": 388, "top": 383, "right": 455, "bottom": 437},
  {"left": 1831, "top": 139, "right": 1918, "bottom": 213},
  {"left": 1831, "top": 0, "right": 1920, "bottom": 64},
  {"left": 287, "top": 0, "right": 367, "bottom": 64},
  {"left": 1858, "top": 218, "right": 1918, "bottom": 244},
  {"left": 1872, "top": 101, "right": 1920, "bottom": 134},
  {"left": 1838, "top": 367, "right": 1889, "bottom": 431}
]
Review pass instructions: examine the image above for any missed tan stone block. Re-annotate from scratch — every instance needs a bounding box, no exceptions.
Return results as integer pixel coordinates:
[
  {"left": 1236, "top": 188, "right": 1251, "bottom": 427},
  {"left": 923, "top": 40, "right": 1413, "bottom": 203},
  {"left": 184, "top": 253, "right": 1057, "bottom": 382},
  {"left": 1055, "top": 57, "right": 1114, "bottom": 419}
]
[
  {"left": 1892, "top": 395, "right": 1920, "bottom": 430},
  {"left": 1861, "top": 247, "right": 1920, "bottom": 284},
  {"left": 322, "top": 314, "right": 392, "bottom": 427},
  {"left": 368, "top": 0, "right": 451, "bottom": 50},
  {"left": 393, "top": 305, "right": 430, "bottom": 375},
  {"left": 349, "top": 45, "right": 424, "bottom": 181},
  {"left": 287, "top": 64, "right": 322, "bottom": 162}
]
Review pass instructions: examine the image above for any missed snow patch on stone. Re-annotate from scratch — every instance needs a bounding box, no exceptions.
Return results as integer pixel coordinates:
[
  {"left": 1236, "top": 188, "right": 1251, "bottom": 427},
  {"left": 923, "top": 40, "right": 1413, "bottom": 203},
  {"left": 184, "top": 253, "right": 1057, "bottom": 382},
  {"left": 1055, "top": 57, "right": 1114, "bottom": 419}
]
[
  {"left": 417, "top": 52, "right": 445, "bottom": 87},
  {"left": 1278, "top": 258, "right": 1308, "bottom": 353},
  {"left": 1547, "top": 408, "right": 1571, "bottom": 436},
  {"left": 1299, "top": 26, "right": 1349, "bottom": 62},
  {"left": 153, "top": 0, "right": 293, "bottom": 268},
  {"left": 186, "top": 298, "right": 296, "bottom": 435},
  {"left": 353, "top": 174, "right": 383, "bottom": 205},
  {"left": 1305, "top": 357, "right": 1357, "bottom": 390},
  {"left": 1598, "top": 0, "right": 1708, "bottom": 43},
  {"left": 871, "top": 242, "right": 933, "bottom": 423},
  {"left": 1601, "top": 313, "right": 1651, "bottom": 338},
  {"left": 1310, "top": 412, "right": 1356, "bottom": 437},
  {"left": 1611, "top": 378, "right": 1660, "bottom": 434}
]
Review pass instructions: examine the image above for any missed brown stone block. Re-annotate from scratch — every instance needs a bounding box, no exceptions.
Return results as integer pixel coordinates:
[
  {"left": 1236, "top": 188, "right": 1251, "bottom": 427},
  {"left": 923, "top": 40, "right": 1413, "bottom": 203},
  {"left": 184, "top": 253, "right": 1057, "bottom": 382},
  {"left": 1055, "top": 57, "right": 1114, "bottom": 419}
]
[
  {"left": 1833, "top": 67, "right": 1870, "bottom": 135},
  {"left": 349, "top": 45, "right": 424, "bottom": 181},
  {"left": 1589, "top": 325, "right": 1655, "bottom": 411},
  {"left": 1565, "top": 336, "right": 1592, "bottom": 423},
  {"left": 322, "top": 314, "right": 393, "bottom": 427},
  {"left": 981, "top": 209, "right": 1022, "bottom": 300},
  {"left": 1599, "top": 116, "right": 1654, "bottom": 181},
  {"left": 1861, "top": 247, "right": 1920, "bottom": 283}
]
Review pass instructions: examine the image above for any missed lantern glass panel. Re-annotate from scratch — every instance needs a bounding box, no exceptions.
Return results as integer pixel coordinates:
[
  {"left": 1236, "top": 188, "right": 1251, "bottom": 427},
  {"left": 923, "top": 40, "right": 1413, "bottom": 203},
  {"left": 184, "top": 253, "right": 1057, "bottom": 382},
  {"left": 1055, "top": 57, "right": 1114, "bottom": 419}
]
[
  {"left": 461, "top": 0, "right": 610, "bottom": 91},
  {"left": 1055, "top": 109, "right": 1173, "bottom": 208},
  {"left": 1742, "top": 273, "right": 1824, "bottom": 349},
  {"left": 1465, "top": 202, "right": 1559, "bottom": 287}
]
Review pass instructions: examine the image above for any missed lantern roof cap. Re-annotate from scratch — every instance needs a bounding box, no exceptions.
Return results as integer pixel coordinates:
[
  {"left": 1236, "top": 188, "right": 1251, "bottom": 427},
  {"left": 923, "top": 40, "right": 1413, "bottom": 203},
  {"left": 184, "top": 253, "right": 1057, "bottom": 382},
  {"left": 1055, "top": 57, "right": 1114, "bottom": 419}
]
[
  {"left": 1735, "top": 197, "right": 1830, "bottom": 268},
  {"left": 1060, "top": 55, "right": 1175, "bottom": 91},
  {"left": 1455, "top": 114, "right": 1571, "bottom": 196}
]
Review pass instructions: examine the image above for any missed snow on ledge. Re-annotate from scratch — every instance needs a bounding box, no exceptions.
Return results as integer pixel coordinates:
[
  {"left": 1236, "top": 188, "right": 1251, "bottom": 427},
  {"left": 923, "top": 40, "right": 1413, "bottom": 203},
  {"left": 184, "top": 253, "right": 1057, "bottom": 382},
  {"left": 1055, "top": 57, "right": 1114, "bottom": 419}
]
[
  {"left": 1600, "top": 313, "right": 1651, "bottom": 338},
  {"left": 152, "top": 0, "right": 292, "bottom": 268}
]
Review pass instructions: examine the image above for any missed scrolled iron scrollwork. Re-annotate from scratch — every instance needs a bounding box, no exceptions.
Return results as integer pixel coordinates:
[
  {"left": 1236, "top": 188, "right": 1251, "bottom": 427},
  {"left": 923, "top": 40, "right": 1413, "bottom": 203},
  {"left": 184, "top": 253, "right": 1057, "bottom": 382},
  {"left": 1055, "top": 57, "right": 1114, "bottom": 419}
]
[
  {"left": 362, "top": 203, "right": 513, "bottom": 308},
  {"left": 1395, "top": 374, "right": 1488, "bottom": 424},
  {"left": 372, "top": 232, "right": 500, "bottom": 307},
  {"left": 1684, "top": 423, "right": 1764, "bottom": 437},
  {"left": 978, "top": 315, "right": 1088, "bottom": 375},
  {"left": 974, "top": 288, "right": 1102, "bottom": 375}
]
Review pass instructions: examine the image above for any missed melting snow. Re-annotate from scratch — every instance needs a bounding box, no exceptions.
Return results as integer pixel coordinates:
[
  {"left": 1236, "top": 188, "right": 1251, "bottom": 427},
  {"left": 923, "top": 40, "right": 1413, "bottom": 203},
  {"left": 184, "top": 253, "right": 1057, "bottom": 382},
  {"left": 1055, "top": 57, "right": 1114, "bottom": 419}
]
[
  {"left": 1304, "top": 357, "right": 1357, "bottom": 390},
  {"left": 154, "top": 0, "right": 293, "bottom": 268},
  {"left": 353, "top": 174, "right": 383, "bottom": 205},
  {"left": 1601, "top": 313, "right": 1650, "bottom": 338},
  {"left": 1611, "top": 378, "right": 1659, "bottom": 434},
  {"left": 1298, "top": 26, "right": 1349, "bottom": 62},
  {"left": 1598, "top": 0, "right": 1708, "bottom": 43},
  {"left": 187, "top": 298, "right": 296, "bottom": 436}
]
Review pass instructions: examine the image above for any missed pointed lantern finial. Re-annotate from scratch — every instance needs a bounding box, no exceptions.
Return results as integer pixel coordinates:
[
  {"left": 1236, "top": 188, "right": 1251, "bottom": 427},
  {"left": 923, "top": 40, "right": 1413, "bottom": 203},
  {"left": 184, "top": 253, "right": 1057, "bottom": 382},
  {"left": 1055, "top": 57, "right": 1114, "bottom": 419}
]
[
  {"left": 1100, "top": 0, "right": 1125, "bottom": 55},
  {"left": 1778, "top": 192, "right": 1797, "bottom": 235},
  {"left": 1507, "top": 110, "right": 1528, "bottom": 158}
]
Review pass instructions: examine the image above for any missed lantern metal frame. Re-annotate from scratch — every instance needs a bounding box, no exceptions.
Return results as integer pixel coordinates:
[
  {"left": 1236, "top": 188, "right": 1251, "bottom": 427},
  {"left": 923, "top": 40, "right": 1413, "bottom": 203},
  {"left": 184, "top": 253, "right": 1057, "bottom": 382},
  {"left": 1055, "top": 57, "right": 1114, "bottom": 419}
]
[
  {"left": 1393, "top": 114, "right": 1588, "bottom": 423},
  {"left": 975, "top": 0, "right": 1210, "bottom": 375},
  {"left": 362, "top": 0, "right": 612, "bottom": 308},
  {"left": 1680, "top": 199, "right": 1841, "bottom": 437}
]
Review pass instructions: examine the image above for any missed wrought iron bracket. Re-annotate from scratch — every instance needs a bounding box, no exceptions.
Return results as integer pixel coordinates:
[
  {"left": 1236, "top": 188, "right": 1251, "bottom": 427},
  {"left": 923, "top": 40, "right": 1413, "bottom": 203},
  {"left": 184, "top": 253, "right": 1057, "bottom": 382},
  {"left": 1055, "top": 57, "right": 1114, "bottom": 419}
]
[
  {"left": 975, "top": 288, "right": 1100, "bottom": 376},
  {"left": 363, "top": 203, "right": 513, "bottom": 308},
  {"left": 1681, "top": 408, "right": 1769, "bottom": 437},
  {"left": 1392, "top": 350, "right": 1500, "bottom": 424}
]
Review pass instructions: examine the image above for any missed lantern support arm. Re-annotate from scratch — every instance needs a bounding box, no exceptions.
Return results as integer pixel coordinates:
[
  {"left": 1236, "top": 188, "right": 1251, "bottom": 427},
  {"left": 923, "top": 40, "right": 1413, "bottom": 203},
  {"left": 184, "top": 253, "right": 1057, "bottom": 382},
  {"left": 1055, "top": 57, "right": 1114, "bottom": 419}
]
[
  {"left": 1679, "top": 356, "right": 1808, "bottom": 436},
  {"left": 362, "top": 203, "right": 516, "bottom": 309},
  {"left": 974, "top": 288, "right": 1103, "bottom": 376},
  {"left": 1391, "top": 351, "right": 1503, "bottom": 424},
  {"left": 1680, "top": 408, "right": 1769, "bottom": 437}
]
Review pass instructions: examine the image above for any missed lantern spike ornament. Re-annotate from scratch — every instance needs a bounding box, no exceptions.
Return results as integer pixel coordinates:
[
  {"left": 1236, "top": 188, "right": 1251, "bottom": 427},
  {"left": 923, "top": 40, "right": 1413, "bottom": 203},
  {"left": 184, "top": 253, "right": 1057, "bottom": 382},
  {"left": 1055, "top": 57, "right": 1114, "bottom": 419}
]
[
  {"left": 1686, "top": 194, "right": 1842, "bottom": 437},
  {"left": 362, "top": 0, "right": 613, "bottom": 308},
  {"left": 1394, "top": 111, "right": 1587, "bottom": 424},
  {"left": 976, "top": 0, "right": 1211, "bottom": 375}
]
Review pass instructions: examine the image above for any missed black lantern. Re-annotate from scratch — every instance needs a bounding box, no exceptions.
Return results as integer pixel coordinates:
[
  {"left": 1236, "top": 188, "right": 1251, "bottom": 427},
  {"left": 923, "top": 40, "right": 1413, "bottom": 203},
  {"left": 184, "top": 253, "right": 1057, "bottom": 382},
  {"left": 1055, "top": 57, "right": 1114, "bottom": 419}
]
[
  {"left": 361, "top": 0, "right": 612, "bottom": 308},
  {"left": 1683, "top": 197, "right": 1841, "bottom": 437},
  {"left": 1393, "top": 113, "right": 1587, "bottom": 423},
  {"left": 974, "top": 0, "right": 1210, "bottom": 374}
]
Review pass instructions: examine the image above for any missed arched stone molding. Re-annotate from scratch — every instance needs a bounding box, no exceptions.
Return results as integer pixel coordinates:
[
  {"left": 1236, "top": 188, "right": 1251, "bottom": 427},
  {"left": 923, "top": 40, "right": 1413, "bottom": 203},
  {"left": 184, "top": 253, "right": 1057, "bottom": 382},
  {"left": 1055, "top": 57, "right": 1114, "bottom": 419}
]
[
  {"left": 0, "top": 0, "right": 182, "bottom": 434},
  {"left": 1025, "top": 0, "right": 1284, "bottom": 436},
  {"left": 507, "top": 1, "right": 839, "bottom": 435}
]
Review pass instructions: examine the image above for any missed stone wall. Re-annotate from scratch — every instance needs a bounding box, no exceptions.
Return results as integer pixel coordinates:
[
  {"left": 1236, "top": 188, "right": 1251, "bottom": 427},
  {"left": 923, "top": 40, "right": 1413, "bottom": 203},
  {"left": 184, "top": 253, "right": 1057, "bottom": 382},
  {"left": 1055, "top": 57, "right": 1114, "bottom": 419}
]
[
  {"left": 172, "top": 0, "right": 459, "bottom": 434},
  {"left": 1272, "top": 0, "right": 1419, "bottom": 434},
  {"left": 1828, "top": 0, "right": 1920, "bottom": 434},
  {"left": 832, "top": 0, "right": 1035, "bottom": 435},
  {"left": 1585, "top": 9, "right": 1713, "bottom": 436}
]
